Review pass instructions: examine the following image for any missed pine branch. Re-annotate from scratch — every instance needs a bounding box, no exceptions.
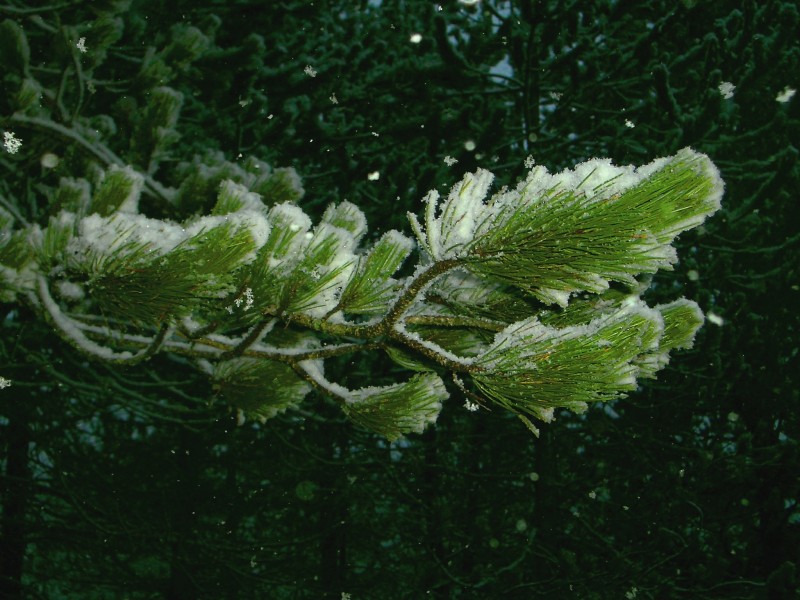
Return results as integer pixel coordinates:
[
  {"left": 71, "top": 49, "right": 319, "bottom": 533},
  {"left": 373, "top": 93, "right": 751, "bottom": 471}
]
[{"left": 7, "top": 147, "right": 723, "bottom": 439}]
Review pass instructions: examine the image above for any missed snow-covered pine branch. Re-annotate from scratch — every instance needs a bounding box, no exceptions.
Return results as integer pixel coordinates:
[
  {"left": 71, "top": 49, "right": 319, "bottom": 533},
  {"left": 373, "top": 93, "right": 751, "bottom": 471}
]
[
  {"left": 1, "top": 148, "right": 723, "bottom": 439},
  {"left": 409, "top": 147, "right": 723, "bottom": 306}
]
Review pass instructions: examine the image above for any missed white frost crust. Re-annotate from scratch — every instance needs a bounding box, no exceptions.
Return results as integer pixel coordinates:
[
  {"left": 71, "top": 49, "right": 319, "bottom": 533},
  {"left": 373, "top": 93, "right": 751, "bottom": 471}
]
[
  {"left": 67, "top": 208, "right": 271, "bottom": 268},
  {"left": 182, "top": 212, "right": 269, "bottom": 256},
  {"left": 0, "top": 264, "right": 30, "bottom": 301},
  {"left": 474, "top": 147, "right": 721, "bottom": 243},
  {"left": 296, "top": 222, "right": 357, "bottom": 318},
  {"left": 36, "top": 275, "right": 135, "bottom": 360},
  {"left": 347, "top": 373, "right": 444, "bottom": 405},
  {"left": 480, "top": 158, "right": 652, "bottom": 240},
  {"left": 411, "top": 155, "right": 668, "bottom": 259},
  {"left": 218, "top": 179, "right": 267, "bottom": 213},
  {"left": 52, "top": 209, "right": 77, "bottom": 231},
  {"left": 657, "top": 147, "right": 725, "bottom": 240},
  {"left": 524, "top": 156, "right": 659, "bottom": 202},
  {"left": 112, "top": 165, "right": 145, "bottom": 214},
  {"left": 386, "top": 229, "right": 415, "bottom": 247},
  {"left": 434, "top": 270, "right": 496, "bottom": 304},
  {"left": 270, "top": 202, "right": 312, "bottom": 234},
  {"left": 392, "top": 320, "right": 476, "bottom": 367},
  {"left": 481, "top": 297, "right": 663, "bottom": 368},
  {"left": 55, "top": 280, "right": 85, "bottom": 301},
  {"left": 418, "top": 168, "right": 495, "bottom": 260},
  {"left": 273, "top": 166, "right": 305, "bottom": 200},
  {"left": 380, "top": 229, "right": 415, "bottom": 258},
  {"left": 298, "top": 360, "right": 444, "bottom": 434},
  {"left": 533, "top": 406, "right": 555, "bottom": 423},
  {"left": 408, "top": 169, "right": 494, "bottom": 260},
  {"left": 351, "top": 375, "right": 445, "bottom": 433},
  {"left": 322, "top": 200, "right": 368, "bottom": 241},
  {"left": 266, "top": 202, "right": 314, "bottom": 263},
  {"left": 298, "top": 358, "right": 353, "bottom": 401},
  {"left": 534, "top": 287, "right": 572, "bottom": 308},
  {"left": 227, "top": 210, "right": 271, "bottom": 262},
  {"left": 69, "top": 212, "right": 187, "bottom": 258}
]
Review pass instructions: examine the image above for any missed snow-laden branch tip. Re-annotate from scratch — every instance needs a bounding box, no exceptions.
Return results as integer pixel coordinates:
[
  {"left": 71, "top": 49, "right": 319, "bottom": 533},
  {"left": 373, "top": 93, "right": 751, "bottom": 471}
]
[
  {"left": 409, "top": 147, "right": 723, "bottom": 307},
  {"left": 35, "top": 275, "right": 170, "bottom": 364}
]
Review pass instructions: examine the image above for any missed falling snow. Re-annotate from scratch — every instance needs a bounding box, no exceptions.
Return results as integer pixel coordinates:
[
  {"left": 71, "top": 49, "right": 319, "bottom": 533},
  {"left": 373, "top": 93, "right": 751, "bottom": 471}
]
[
  {"left": 776, "top": 86, "right": 796, "bottom": 103},
  {"left": 718, "top": 81, "right": 735, "bottom": 99},
  {"left": 3, "top": 131, "right": 22, "bottom": 154}
]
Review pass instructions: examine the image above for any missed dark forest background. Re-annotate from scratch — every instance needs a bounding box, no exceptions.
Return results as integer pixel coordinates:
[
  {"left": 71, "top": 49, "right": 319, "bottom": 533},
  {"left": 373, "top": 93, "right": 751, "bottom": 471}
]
[{"left": 1, "top": 0, "right": 798, "bottom": 598}]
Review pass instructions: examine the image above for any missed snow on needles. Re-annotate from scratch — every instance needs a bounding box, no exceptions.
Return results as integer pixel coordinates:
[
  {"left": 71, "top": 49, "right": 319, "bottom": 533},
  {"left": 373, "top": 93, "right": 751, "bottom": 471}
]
[
  {"left": 413, "top": 156, "right": 669, "bottom": 252},
  {"left": 411, "top": 155, "right": 667, "bottom": 261},
  {"left": 67, "top": 208, "right": 270, "bottom": 268},
  {"left": 409, "top": 168, "right": 494, "bottom": 260}
]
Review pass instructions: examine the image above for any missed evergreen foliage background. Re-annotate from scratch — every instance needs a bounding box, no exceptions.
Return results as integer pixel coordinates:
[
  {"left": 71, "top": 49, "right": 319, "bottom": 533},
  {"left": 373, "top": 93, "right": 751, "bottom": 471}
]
[{"left": 1, "top": 0, "right": 798, "bottom": 598}]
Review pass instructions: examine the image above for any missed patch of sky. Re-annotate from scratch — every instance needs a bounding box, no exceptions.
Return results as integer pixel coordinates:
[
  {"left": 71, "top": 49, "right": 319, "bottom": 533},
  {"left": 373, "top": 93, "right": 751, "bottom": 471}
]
[{"left": 488, "top": 55, "right": 513, "bottom": 82}]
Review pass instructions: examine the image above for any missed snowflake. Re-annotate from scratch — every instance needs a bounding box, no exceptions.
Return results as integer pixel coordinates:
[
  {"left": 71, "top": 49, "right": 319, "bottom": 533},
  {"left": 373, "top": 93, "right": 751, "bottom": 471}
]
[
  {"left": 0, "top": 376, "right": 11, "bottom": 389},
  {"left": 304, "top": 65, "right": 317, "bottom": 77},
  {"left": 464, "top": 399, "right": 480, "bottom": 412},
  {"left": 76, "top": 37, "right": 87, "bottom": 53},
  {"left": 243, "top": 287, "right": 254, "bottom": 310},
  {"left": 233, "top": 287, "right": 255, "bottom": 311},
  {"left": 718, "top": 81, "right": 735, "bottom": 99},
  {"left": 3, "top": 131, "right": 22, "bottom": 154},
  {"left": 776, "top": 86, "right": 796, "bottom": 103},
  {"left": 443, "top": 155, "right": 458, "bottom": 166}
]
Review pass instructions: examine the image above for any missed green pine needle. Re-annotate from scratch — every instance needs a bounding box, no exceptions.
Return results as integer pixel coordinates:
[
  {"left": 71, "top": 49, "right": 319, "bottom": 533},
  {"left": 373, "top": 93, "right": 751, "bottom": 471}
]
[
  {"left": 341, "top": 373, "right": 447, "bottom": 441},
  {"left": 473, "top": 303, "right": 664, "bottom": 420},
  {"left": 213, "top": 357, "right": 311, "bottom": 420},
  {"left": 338, "top": 230, "right": 413, "bottom": 315},
  {"left": 464, "top": 149, "right": 722, "bottom": 305}
]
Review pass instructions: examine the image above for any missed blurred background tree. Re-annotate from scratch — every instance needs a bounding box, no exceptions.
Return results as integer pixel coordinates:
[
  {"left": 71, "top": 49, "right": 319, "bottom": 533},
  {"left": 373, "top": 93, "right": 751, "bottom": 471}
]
[{"left": 1, "top": 0, "right": 798, "bottom": 598}]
